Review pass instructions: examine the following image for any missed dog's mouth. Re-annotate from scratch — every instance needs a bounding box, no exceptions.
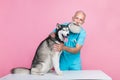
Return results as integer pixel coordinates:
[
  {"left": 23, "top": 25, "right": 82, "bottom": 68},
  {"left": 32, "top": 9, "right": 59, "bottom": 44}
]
[
  {"left": 62, "top": 34, "right": 69, "bottom": 42},
  {"left": 62, "top": 34, "right": 68, "bottom": 38}
]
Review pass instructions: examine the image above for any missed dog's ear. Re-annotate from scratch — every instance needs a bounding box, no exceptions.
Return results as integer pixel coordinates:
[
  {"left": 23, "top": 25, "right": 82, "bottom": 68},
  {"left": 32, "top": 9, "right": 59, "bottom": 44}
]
[{"left": 56, "top": 23, "right": 61, "bottom": 29}]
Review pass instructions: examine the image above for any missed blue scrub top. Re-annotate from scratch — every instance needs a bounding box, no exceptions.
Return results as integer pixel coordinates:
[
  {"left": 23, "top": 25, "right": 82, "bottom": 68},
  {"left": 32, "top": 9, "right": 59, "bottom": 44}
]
[
  {"left": 54, "top": 22, "right": 86, "bottom": 70},
  {"left": 62, "top": 26, "right": 86, "bottom": 66}
]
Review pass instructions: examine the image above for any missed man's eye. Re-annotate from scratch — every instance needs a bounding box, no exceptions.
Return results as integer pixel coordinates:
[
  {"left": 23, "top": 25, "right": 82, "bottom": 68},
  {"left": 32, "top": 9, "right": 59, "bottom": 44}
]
[{"left": 80, "top": 19, "right": 83, "bottom": 21}]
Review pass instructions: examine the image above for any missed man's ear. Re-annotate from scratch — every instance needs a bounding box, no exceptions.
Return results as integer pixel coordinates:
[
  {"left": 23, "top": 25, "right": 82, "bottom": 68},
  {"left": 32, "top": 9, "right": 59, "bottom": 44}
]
[
  {"left": 72, "top": 16, "right": 74, "bottom": 21},
  {"left": 56, "top": 23, "right": 61, "bottom": 29}
]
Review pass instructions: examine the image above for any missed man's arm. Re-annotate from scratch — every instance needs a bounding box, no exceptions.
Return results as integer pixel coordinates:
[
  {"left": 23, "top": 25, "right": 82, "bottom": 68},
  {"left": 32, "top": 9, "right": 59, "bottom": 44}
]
[
  {"left": 50, "top": 32, "right": 84, "bottom": 54},
  {"left": 54, "top": 43, "right": 82, "bottom": 54},
  {"left": 63, "top": 44, "right": 82, "bottom": 54}
]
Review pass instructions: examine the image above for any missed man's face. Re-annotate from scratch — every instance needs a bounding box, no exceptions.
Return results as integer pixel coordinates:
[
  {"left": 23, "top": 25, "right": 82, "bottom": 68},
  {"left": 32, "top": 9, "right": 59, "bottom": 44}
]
[{"left": 72, "top": 13, "right": 85, "bottom": 26}]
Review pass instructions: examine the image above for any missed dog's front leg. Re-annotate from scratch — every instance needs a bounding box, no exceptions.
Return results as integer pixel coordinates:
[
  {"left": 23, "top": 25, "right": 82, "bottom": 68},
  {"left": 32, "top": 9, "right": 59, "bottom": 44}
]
[{"left": 52, "top": 51, "right": 62, "bottom": 75}]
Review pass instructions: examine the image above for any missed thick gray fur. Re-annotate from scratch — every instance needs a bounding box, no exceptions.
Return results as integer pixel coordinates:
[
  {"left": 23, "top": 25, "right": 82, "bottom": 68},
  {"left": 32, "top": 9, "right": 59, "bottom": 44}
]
[{"left": 11, "top": 23, "right": 69, "bottom": 75}]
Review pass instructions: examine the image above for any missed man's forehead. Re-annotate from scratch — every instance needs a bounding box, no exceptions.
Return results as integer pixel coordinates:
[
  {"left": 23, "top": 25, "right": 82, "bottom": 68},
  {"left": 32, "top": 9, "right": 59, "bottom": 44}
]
[{"left": 76, "top": 13, "right": 84, "bottom": 17}]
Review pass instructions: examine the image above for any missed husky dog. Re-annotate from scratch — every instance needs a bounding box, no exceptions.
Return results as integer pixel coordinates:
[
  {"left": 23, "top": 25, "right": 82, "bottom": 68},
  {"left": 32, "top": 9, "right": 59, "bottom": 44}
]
[{"left": 11, "top": 23, "right": 69, "bottom": 75}]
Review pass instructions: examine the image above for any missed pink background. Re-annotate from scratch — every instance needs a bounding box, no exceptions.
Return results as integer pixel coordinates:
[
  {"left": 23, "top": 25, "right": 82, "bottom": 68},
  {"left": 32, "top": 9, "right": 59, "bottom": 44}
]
[{"left": 0, "top": 0, "right": 120, "bottom": 79}]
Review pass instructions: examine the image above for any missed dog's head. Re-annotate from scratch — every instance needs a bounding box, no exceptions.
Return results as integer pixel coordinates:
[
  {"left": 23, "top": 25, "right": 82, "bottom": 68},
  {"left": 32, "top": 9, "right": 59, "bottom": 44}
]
[{"left": 56, "top": 23, "right": 69, "bottom": 42}]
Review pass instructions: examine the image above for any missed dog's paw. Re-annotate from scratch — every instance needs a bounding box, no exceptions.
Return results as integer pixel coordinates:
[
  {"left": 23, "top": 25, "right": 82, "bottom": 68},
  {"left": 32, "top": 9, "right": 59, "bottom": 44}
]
[{"left": 56, "top": 71, "right": 63, "bottom": 76}]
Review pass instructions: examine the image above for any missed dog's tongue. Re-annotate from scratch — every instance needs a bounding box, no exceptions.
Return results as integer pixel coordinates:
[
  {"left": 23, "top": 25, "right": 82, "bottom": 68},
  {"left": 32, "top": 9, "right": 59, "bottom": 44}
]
[{"left": 64, "top": 37, "right": 68, "bottom": 42}]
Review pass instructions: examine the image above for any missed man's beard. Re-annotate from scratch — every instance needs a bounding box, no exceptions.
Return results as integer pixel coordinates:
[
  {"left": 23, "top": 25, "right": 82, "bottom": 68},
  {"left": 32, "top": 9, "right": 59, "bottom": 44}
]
[{"left": 68, "top": 22, "right": 82, "bottom": 33}]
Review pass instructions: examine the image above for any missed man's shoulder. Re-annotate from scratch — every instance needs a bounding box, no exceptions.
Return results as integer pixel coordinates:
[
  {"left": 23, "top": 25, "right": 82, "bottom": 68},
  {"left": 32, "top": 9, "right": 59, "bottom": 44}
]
[{"left": 81, "top": 27, "right": 86, "bottom": 33}]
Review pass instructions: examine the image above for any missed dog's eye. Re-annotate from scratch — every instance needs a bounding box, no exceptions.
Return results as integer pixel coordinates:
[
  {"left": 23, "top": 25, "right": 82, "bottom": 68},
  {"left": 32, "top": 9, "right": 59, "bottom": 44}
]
[
  {"left": 62, "top": 28, "right": 66, "bottom": 31},
  {"left": 62, "top": 27, "right": 69, "bottom": 32},
  {"left": 66, "top": 28, "right": 69, "bottom": 30}
]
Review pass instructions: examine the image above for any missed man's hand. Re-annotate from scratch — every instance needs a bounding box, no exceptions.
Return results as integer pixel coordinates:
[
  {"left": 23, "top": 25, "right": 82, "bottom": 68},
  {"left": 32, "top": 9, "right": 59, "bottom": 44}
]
[{"left": 53, "top": 43, "right": 64, "bottom": 52}]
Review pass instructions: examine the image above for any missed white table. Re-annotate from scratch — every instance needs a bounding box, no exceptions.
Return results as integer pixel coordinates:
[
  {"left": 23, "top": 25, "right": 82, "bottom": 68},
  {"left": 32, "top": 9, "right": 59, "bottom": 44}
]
[{"left": 0, "top": 70, "right": 112, "bottom": 80}]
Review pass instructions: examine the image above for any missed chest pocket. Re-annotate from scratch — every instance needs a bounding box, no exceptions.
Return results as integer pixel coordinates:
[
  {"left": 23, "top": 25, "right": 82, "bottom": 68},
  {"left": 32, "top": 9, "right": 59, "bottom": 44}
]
[
  {"left": 64, "top": 39, "right": 77, "bottom": 48},
  {"left": 64, "top": 33, "right": 80, "bottom": 48}
]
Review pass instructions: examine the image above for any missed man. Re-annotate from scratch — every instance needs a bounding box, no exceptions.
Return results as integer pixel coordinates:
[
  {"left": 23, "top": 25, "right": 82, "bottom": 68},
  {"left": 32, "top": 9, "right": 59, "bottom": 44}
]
[{"left": 51, "top": 10, "right": 86, "bottom": 70}]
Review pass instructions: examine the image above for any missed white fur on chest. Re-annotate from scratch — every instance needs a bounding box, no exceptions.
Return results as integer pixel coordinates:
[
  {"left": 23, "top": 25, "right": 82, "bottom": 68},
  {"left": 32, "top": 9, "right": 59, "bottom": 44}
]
[{"left": 51, "top": 51, "right": 62, "bottom": 75}]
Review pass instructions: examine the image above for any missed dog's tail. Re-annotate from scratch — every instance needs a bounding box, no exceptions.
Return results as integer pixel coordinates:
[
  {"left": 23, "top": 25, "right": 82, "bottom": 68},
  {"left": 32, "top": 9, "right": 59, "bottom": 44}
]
[{"left": 11, "top": 67, "right": 30, "bottom": 74}]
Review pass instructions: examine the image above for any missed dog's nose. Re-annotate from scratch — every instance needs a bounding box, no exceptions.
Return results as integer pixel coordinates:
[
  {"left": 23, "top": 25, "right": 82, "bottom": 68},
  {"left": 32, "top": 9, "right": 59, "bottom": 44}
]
[{"left": 67, "top": 34, "right": 69, "bottom": 36}]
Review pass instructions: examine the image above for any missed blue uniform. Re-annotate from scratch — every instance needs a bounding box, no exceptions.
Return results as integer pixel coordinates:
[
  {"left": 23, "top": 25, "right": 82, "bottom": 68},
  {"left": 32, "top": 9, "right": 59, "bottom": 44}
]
[{"left": 54, "top": 23, "right": 86, "bottom": 70}]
